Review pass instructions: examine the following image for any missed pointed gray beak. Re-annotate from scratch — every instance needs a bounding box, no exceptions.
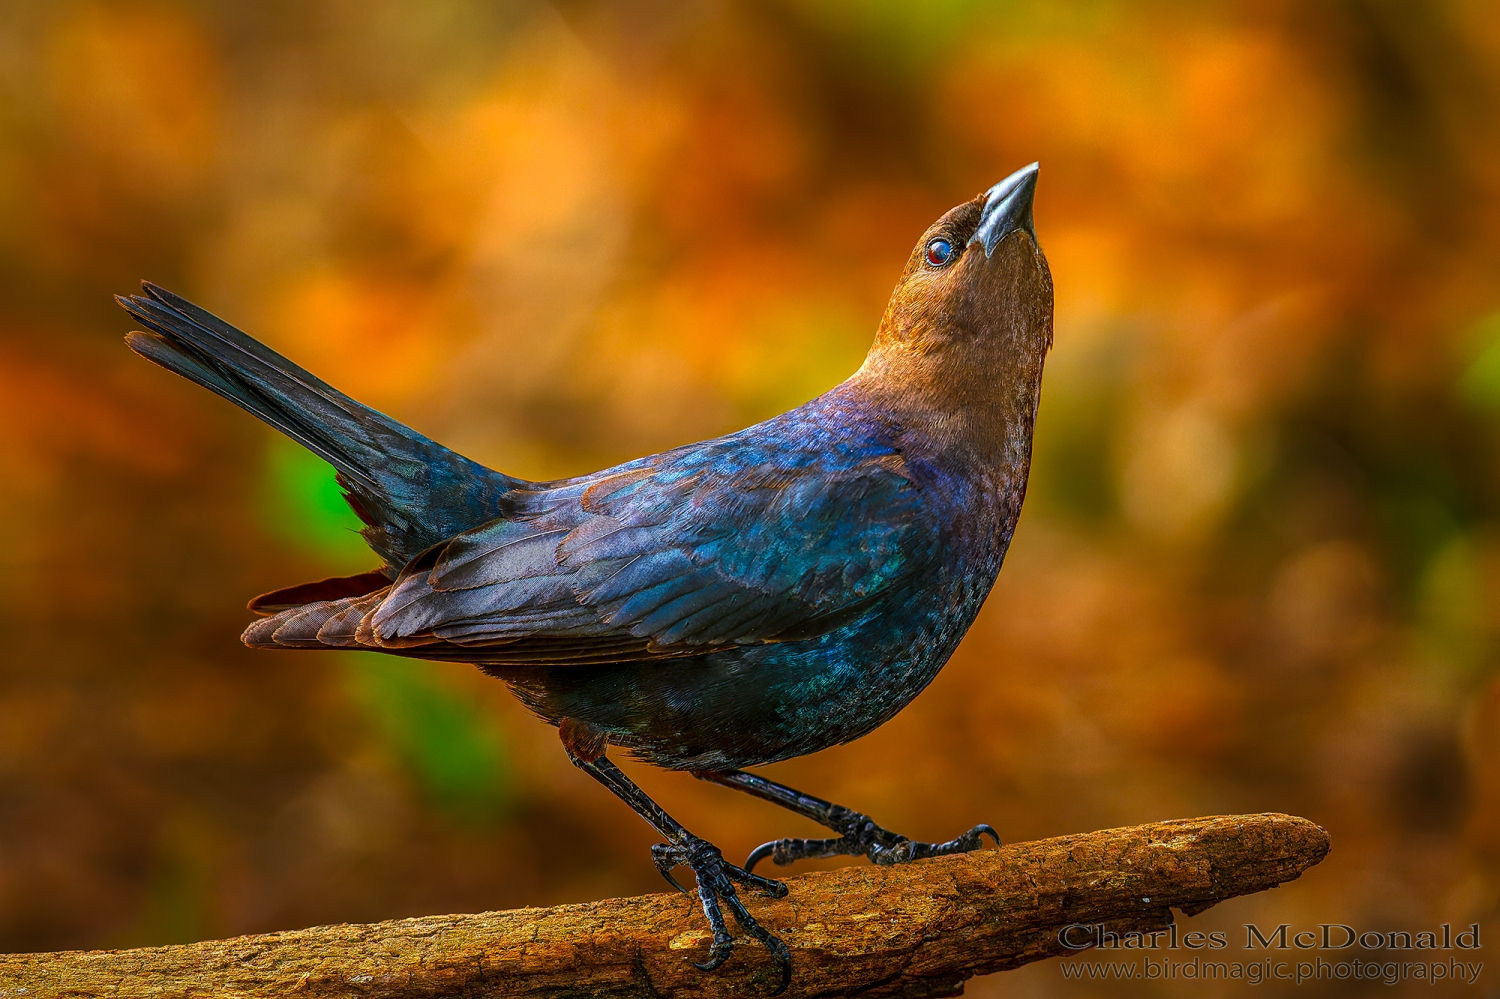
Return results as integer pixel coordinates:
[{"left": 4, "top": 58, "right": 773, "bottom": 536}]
[{"left": 968, "top": 162, "right": 1039, "bottom": 257}]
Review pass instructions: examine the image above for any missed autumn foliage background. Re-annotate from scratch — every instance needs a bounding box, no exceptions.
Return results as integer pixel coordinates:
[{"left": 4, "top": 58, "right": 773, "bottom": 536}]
[{"left": 3, "top": 2, "right": 1500, "bottom": 995}]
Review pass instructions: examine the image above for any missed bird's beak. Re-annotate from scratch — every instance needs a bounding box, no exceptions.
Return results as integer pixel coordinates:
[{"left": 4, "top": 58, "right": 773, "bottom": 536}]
[{"left": 968, "top": 162, "right": 1039, "bottom": 258}]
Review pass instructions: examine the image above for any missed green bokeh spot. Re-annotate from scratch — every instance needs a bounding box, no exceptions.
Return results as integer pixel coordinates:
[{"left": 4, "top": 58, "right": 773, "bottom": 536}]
[
  {"left": 261, "top": 441, "right": 513, "bottom": 820},
  {"left": 1415, "top": 534, "right": 1491, "bottom": 682},
  {"left": 1028, "top": 325, "right": 1135, "bottom": 524},
  {"left": 1457, "top": 310, "right": 1500, "bottom": 411},
  {"left": 346, "top": 654, "right": 511, "bottom": 822},
  {"left": 261, "top": 438, "right": 372, "bottom": 568},
  {"left": 135, "top": 817, "right": 215, "bottom": 947},
  {"left": 791, "top": 0, "right": 1037, "bottom": 66}
]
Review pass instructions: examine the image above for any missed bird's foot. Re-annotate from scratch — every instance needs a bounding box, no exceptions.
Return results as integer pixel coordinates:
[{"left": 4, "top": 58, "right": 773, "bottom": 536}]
[
  {"left": 652, "top": 835, "right": 792, "bottom": 994},
  {"left": 745, "top": 806, "right": 1000, "bottom": 872}
]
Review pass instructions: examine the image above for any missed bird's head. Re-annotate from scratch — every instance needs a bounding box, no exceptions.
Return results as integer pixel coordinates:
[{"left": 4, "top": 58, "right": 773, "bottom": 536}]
[{"left": 855, "top": 163, "right": 1053, "bottom": 444}]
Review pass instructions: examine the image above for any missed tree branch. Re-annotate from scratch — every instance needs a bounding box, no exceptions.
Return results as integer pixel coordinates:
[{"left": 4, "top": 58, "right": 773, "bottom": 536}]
[{"left": 1, "top": 812, "right": 1328, "bottom": 998}]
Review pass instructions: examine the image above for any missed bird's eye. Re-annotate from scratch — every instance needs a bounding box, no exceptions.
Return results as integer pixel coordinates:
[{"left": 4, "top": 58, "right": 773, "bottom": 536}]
[{"left": 925, "top": 238, "right": 954, "bottom": 267}]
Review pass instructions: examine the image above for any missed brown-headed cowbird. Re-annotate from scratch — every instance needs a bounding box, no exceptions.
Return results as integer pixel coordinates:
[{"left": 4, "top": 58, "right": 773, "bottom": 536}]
[{"left": 116, "top": 162, "right": 1052, "bottom": 992}]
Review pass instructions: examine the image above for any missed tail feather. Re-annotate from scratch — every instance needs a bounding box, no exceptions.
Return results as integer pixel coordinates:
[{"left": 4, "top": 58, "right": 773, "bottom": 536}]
[
  {"left": 119, "top": 282, "right": 524, "bottom": 568},
  {"left": 240, "top": 593, "right": 681, "bottom": 665},
  {"left": 247, "top": 569, "right": 393, "bottom": 615},
  {"left": 316, "top": 591, "right": 387, "bottom": 646}
]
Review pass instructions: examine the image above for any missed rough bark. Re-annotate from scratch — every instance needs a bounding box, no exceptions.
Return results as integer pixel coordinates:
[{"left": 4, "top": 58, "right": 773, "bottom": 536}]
[{"left": 0, "top": 812, "right": 1329, "bottom": 998}]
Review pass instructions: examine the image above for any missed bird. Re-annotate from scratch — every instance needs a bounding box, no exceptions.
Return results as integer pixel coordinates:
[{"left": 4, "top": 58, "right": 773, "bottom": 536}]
[{"left": 116, "top": 162, "right": 1052, "bottom": 993}]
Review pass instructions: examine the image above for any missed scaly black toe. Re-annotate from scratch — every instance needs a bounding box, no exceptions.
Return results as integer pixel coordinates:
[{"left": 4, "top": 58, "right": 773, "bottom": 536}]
[
  {"left": 655, "top": 835, "right": 792, "bottom": 993},
  {"left": 748, "top": 817, "right": 1001, "bottom": 872}
]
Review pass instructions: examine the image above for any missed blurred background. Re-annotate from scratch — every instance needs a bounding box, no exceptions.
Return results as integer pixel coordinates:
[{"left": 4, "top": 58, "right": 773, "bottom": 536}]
[{"left": 2, "top": 1, "right": 1499, "bottom": 995}]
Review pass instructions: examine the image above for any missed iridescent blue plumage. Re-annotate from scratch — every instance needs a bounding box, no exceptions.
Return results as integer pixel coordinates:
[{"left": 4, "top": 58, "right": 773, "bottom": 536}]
[
  {"left": 117, "top": 162, "right": 1052, "bottom": 990},
  {"left": 484, "top": 382, "right": 1019, "bottom": 769}
]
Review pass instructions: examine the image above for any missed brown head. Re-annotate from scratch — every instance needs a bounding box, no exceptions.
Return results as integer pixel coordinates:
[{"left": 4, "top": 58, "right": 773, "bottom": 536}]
[{"left": 852, "top": 164, "right": 1053, "bottom": 458}]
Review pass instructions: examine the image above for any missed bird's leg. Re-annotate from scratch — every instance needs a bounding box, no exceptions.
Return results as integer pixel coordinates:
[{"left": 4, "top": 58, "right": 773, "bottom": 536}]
[
  {"left": 696, "top": 769, "right": 999, "bottom": 873},
  {"left": 559, "top": 723, "right": 791, "bottom": 993}
]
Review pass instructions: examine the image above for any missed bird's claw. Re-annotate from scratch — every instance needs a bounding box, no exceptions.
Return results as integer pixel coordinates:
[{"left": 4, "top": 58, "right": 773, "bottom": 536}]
[
  {"left": 651, "top": 842, "right": 691, "bottom": 894},
  {"left": 745, "top": 814, "right": 1000, "bottom": 873},
  {"left": 652, "top": 835, "right": 792, "bottom": 994},
  {"left": 868, "top": 821, "right": 1000, "bottom": 866}
]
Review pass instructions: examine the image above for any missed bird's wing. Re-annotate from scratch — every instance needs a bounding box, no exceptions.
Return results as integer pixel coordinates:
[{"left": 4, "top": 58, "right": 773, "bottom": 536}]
[{"left": 360, "top": 435, "right": 936, "bottom": 662}]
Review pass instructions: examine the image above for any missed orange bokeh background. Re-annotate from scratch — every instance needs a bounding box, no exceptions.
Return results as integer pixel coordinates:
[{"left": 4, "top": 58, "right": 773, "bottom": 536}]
[{"left": 3, "top": 2, "right": 1500, "bottom": 995}]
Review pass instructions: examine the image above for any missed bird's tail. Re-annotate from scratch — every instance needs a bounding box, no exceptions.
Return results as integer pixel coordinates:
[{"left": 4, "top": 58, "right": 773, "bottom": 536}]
[{"left": 117, "top": 282, "right": 522, "bottom": 570}]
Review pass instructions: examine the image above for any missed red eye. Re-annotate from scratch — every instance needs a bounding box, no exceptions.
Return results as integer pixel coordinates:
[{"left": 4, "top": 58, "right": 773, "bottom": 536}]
[{"left": 925, "top": 238, "right": 954, "bottom": 267}]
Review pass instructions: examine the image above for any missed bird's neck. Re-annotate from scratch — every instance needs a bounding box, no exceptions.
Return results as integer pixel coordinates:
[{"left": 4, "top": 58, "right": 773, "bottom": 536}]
[{"left": 846, "top": 341, "right": 1046, "bottom": 478}]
